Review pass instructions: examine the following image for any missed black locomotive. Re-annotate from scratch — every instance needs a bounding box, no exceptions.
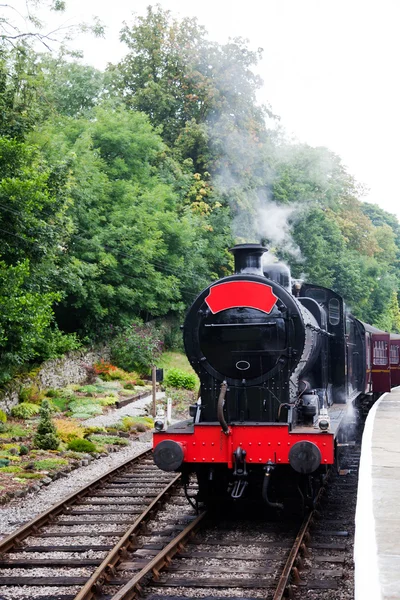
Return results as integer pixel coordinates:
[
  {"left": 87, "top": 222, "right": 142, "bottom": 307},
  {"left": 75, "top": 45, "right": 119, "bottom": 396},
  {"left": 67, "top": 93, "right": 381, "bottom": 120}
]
[{"left": 153, "top": 244, "right": 398, "bottom": 508}]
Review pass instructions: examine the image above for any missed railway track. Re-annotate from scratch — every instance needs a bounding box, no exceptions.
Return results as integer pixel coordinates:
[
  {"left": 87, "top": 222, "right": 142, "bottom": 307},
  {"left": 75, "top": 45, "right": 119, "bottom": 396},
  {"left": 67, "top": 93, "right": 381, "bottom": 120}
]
[
  {"left": 89, "top": 445, "right": 361, "bottom": 600},
  {"left": 0, "top": 448, "right": 189, "bottom": 600},
  {"left": 0, "top": 433, "right": 362, "bottom": 600}
]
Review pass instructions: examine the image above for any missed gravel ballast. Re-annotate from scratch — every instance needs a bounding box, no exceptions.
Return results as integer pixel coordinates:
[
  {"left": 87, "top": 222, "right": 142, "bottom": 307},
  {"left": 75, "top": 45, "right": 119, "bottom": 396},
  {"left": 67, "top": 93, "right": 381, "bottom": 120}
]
[
  {"left": 82, "top": 391, "right": 164, "bottom": 427},
  {"left": 0, "top": 438, "right": 151, "bottom": 538}
]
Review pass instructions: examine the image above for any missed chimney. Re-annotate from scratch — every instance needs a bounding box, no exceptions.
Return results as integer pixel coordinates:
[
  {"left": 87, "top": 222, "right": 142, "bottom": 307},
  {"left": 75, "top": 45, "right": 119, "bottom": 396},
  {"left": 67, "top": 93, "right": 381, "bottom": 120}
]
[{"left": 229, "top": 244, "right": 267, "bottom": 276}]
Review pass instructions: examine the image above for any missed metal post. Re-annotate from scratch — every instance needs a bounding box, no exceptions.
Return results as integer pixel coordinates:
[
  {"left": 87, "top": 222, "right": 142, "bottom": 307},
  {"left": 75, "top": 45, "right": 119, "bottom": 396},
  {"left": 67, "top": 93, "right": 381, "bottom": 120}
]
[
  {"left": 152, "top": 365, "right": 157, "bottom": 418},
  {"left": 167, "top": 397, "right": 172, "bottom": 425}
]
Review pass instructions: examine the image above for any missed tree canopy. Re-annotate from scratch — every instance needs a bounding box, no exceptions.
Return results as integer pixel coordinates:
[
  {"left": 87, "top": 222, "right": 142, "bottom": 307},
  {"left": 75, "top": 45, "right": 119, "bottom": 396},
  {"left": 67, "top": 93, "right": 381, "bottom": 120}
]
[{"left": 0, "top": 2, "right": 399, "bottom": 382}]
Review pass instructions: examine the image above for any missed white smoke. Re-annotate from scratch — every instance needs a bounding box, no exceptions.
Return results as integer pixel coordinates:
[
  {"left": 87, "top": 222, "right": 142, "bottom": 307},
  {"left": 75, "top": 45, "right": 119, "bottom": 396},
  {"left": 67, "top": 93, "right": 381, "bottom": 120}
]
[{"left": 257, "top": 199, "right": 303, "bottom": 260}]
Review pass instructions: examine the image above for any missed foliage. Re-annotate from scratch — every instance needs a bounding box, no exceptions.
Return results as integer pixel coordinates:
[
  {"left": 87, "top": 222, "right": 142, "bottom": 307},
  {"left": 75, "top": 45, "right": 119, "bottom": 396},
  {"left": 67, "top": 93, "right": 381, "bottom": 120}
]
[
  {"left": 51, "top": 397, "right": 70, "bottom": 412},
  {"left": 96, "top": 396, "right": 117, "bottom": 406},
  {"left": 164, "top": 386, "right": 196, "bottom": 414},
  {"left": 93, "top": 361, "right": 132, "bottom": 382},
  {"left": 120, "top": 416, "right": 154, "bottom": 431},
  {"left": 0, "top": 424, "right": 26, "bottom": 438},
  {"left": 123, "top": 382, "right": 136, "bottom": 390},
  {"left": 54, "top": 418, "right": 84, "bottom": 442},
  {"left": 78, "top": 385, "right": 100, "bottom": 395},
  {"left": 0, "top": 1, "right": 399, "bottom": 384},
  {"left": 83, "top": 425, "right": 106, "bottom": 436},
  {"left": 19, "top": 385, "right": 46, "bottom": 404},
  {"left": 33, "top": 400, "right": 60, "bottom": 450},
  {"left": 0, "top": 134, "right": 78, "bottom": 384},
  {"left": 164, "top": 368, "right": 198, "bottom": 390},
  {"left": 0, "top": 465, "right": 22, "bottom": 473},
  {"left": 89, "top": 434, "right": 129, "bottom": 446},
  {"left": 68, "top": 398, "right": 103, "bottom": 419},
  {"left": 34, "top": 458, "right": 68, "bottom": 470},
  {"left": 110, "top": 320, "right": 164, "bottom": 373},
  {"left": 0, "top": 410, "right": 6, "bottom": 423},
  {"left": 11, "top": 402, "right": 40, "bottom": 419},
  {"left": 67, "top": 438, "right": 96, "bottom": 452},
  {"left": 16, "top": 472, "right": 43, "bottom": 479},
  {"left": 19, "top": 444, "right": 29, "bottom": 456}
]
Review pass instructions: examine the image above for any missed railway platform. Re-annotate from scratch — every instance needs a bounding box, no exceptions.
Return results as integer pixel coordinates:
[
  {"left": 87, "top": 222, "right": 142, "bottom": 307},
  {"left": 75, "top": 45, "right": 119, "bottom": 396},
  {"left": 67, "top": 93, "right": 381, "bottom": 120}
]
[{"left": 355, "top": 389, "right": 400, "bottom": 600}]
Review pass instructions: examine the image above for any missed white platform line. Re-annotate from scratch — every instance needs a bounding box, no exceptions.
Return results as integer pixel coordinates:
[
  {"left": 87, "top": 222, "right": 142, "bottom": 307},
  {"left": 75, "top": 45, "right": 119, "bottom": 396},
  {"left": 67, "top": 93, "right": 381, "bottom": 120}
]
[{"left": 354, "top": 394, "right": 386, "bottom": 600}]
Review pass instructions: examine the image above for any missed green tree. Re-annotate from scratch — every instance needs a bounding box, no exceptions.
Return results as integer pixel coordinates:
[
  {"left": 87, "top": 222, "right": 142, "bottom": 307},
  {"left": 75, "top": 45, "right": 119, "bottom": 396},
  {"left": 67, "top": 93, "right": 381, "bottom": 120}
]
[
  {"left": 0, "top": 137, "right": 77, "bottom": 383},
  {"left": 32, "top": 102, "right": 229, "bottom": 336}
]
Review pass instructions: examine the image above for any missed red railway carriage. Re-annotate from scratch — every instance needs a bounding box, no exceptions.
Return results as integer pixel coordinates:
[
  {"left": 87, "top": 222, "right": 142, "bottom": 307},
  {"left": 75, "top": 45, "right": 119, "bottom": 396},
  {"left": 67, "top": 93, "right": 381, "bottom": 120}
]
[
  {"left": 153, "top": 244, "right": 397, "bottom": 508},
  {"left": 390, "top": 335, "right": 400, "bottom": 387}
]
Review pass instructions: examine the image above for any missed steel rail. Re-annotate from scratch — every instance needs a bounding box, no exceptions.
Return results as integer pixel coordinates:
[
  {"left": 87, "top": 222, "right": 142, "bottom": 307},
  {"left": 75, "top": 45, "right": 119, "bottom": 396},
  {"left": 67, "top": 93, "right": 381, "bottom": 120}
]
[
  {"left": 272, "top": 510, "right": 313, "bottom": 600},
  {"left": 74, "top": 473, "right": 181, "bottom": 600},
  {"left": 0, "top": 448, "right": 152, "bottom": 555},
  {"left": 273, "top": 476, "right": 330, "bottom": 600},
  {"left": 110, "top": 510, "right": 207, "bottom": 600}
]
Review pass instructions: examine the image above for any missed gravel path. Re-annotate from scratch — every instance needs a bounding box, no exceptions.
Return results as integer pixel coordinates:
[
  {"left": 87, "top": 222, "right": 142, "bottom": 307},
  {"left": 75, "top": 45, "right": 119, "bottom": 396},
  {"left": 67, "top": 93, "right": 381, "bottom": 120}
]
[
  {"left": 0, "top": 439, "right": 151, "bottom": 538},
  {"left": 82, "top": 391, "right": 165, "bottom": 427}
]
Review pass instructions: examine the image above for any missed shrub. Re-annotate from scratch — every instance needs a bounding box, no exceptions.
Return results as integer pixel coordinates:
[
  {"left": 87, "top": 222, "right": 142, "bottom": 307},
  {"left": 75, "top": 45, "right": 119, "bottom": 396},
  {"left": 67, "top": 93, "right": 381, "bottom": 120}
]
[
  {"left": 89, "top": 434, "right": 129, "bottom": 446},
  {"left": 120, "top": 416, "right": 154, "bottom": 431},
  {"left": 97, "top": 396, "right": 117, "bottom": 406},
  {"left": 67, "top": 438, "right": 97, "bottom": 453},
  {"left": 0, "top": 465, "right": 22, "bottom": 473},
  {"left": 57, "top": 388, "right": 75, "bottom": 399},
  {"left": 19, "top": 444, "right": 29, "bottom": 456},
  {"left": 54, "top": 419, "right": 84, "bottom": 443},
  {"left": 33, "top": 400, "right": 60, "bottom": 450},
  {"left": 83, "top": 425, "right": 106, "bottom": 436},
  {"left": 0, "top": 458, "right": 9, "bottom": 467},
  {"left": 51, "top": 397, "right": 70, "bottom": 412},
  {"left": 45, "top": 389, "right": 59, "bottom": 398},
  {"left": 93, "top": 360, "right": 119, "bottom": 379},
  {"left": 34, "top": 458, "right": 68, "bottom": 470},
  {"left": 19, "top": 385, "right": 46, "bottom": 404},
  {"left": 11, "top": 403, "right": 40, "bottom": 419},
  {"left": 164, "top": 386, "right": 196, "bottom": 413},
  {"left": 68, "top": 399, "right": 103, "bottom": 419},
  {"left": 0, "top": 424, "right": 25, "bottom": 438},
  {"left": 16, "top": 472, "right": 42, "bottom": 479},
  {"left": 123, "top": 381, "right": 136, "bottom": 390},
  {"left": 110, "top": 319, "right": 164, "bottom": 373},
  {"left": 78, "top": 385, "right": 99, "bottom": 396},
  {"left": 164, "top": 368, "right": 197, "bottom": 390},
  {"left": 0, "top": 410, "right": 7, "bottom": 424}
]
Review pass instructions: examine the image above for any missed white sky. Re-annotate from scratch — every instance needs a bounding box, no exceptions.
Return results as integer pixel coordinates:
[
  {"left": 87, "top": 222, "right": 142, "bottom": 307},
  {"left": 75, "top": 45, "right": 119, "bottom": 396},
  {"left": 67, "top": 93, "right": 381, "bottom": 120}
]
[{"left": 12, "top": 0, "right": 400, "bottom": 220}]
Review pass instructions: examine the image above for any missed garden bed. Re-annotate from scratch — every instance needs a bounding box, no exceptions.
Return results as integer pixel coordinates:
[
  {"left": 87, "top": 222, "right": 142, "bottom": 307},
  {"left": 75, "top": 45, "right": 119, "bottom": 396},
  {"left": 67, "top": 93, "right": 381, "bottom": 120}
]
[{"left": 0, "top": 361, "right": 155, "bottom": 505}]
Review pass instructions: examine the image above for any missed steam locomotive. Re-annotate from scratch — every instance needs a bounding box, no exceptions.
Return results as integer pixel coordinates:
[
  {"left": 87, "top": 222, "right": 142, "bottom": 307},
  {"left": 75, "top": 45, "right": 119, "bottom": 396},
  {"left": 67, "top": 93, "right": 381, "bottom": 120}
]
[{"left": 153, "top": 244, "right": 399, "bottom": 509}]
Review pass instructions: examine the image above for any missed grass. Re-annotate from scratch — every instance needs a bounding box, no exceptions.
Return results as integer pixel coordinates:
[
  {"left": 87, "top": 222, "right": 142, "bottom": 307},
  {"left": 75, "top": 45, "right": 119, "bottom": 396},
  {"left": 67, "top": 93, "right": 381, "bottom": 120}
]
[{"left": 158, "top": 352, "right": 197, "bottom": 375}]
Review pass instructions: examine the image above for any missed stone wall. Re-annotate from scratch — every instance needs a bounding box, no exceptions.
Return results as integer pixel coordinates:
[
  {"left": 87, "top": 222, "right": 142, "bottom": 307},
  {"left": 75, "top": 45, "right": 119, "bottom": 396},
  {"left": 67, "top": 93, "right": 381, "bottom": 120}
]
[{"left": 0, "top": 347, "right": 110, "bottom": 413}]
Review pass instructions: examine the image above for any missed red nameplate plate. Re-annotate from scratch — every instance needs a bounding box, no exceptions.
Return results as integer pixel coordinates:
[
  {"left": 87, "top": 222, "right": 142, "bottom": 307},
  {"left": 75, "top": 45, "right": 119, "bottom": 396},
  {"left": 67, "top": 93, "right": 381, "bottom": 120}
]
[{"left": 205, "top": 281, "right": 278, "bottom": 314}]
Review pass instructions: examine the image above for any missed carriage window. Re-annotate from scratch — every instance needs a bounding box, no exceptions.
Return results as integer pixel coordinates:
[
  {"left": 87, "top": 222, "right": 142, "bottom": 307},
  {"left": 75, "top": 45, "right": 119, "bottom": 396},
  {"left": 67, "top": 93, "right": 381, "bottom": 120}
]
[
  {"left": 373, "top": 341, "right": 388, "bottom": 366},
  {"left": 390, "top": 344, "right": 399, "bottom": 365},
  {"left": 328, "top": 298, "right": 340, "bottom": 325}
]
